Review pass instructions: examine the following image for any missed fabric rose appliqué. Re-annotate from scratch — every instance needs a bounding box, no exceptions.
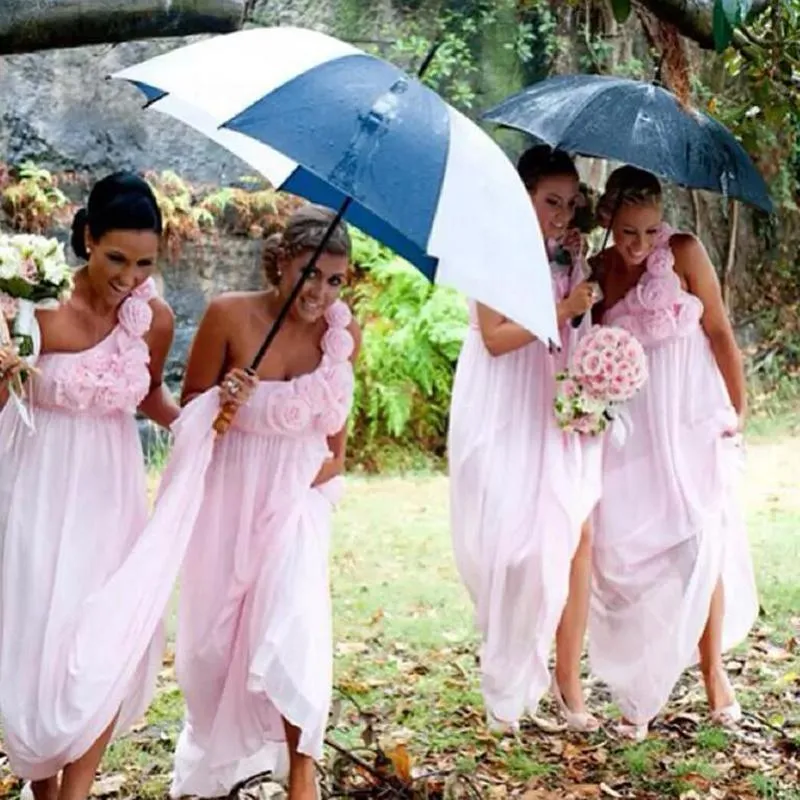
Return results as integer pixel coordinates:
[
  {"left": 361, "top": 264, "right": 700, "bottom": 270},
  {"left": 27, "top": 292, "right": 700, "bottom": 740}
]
[
  {"left": 635, "top": 273, "right": 680, "bottom": 311},
  {"left": 322, "top": 327, "right": 354, "bottom": 363},
  {"left": 266, "top": 389, "right": 313, "bottom": 435},
  {"left": 325, "top": 301, "right": 353, "bottom": 329},
  {"left": 119, "top": 298, "right": 153, "bottom": 338}
]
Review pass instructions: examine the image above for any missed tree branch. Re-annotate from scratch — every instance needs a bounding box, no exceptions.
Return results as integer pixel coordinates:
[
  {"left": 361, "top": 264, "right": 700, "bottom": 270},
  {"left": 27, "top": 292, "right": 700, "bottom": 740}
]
[
  {"left": 635, "top": 0, "right": 769, "bottom": 50},
  {"left": 0, "top": 0, "right": 244, "bottom": 55}
]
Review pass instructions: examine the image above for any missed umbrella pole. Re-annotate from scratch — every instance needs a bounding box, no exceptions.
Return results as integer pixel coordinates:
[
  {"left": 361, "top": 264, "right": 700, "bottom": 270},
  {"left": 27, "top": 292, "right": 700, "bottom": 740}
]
[{"left": 212, "top": 196, "right": 353, "bottom": 434}]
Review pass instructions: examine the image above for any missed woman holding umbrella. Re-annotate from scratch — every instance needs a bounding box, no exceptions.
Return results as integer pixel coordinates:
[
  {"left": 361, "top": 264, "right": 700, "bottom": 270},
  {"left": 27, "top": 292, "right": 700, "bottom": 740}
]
[
  {"left": 588, "top": 166, "right": 758, "bottom": 739},
  {"left": 145, "top": 204, "right": 359, "bottom": 800},
  {"left": 449, "top": 145, "right": 603, "bottom": 733}
]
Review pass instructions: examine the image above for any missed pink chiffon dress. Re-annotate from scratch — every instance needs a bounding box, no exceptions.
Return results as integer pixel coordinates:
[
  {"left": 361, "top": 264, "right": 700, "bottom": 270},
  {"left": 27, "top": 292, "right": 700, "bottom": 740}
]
[
  {"left": 146, "top": 299, "right": 355, "bottom": 799},
  {"left": 589, "top": 226, "right": 758, "bottom": 725},
  {"left": 448, "top": 253, "right": 602, "bottom": 725},
  {"left": 0, "top": 279, "right": 166, "bottom": 780}
]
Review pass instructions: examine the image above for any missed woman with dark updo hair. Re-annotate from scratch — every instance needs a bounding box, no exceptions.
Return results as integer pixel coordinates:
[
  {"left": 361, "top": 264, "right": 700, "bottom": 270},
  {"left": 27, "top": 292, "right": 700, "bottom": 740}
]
[{"left": 0, "top": 172, "right": 179, "bottom": 800}]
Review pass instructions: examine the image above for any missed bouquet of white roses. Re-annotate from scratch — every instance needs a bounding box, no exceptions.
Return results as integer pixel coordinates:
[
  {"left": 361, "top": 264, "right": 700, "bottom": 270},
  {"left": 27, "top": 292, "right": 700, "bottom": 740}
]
[{"left": 0, "top": 233, "right": 73, "bottom": 428}]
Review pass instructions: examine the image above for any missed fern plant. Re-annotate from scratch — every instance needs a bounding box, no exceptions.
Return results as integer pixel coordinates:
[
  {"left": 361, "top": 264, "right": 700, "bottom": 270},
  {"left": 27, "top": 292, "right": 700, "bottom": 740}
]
[{"left": 346, "top": 230, "right": 468, "bottom": 471}]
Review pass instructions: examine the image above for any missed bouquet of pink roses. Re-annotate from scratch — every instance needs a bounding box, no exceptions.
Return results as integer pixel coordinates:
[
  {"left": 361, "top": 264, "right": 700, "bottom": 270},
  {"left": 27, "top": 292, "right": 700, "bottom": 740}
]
[{"left": 554, "top": 325, "right": 648, "bottom": 436}]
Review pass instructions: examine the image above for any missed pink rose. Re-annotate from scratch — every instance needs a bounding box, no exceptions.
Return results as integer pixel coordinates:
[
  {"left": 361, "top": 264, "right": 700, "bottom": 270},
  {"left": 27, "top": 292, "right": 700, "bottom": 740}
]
[
  {"left": 561, "top": 378, "right": 578, "bottom": 398},
  {"left": 296, "top": 373, "right": 328, "bottom": 414},
  {"left": 653, "top": 223, "right": 675, "bottom": 250},
  {"left": 636, "top": 274, "right": 679, "bottom": 311},
  {"left": 322, "top": 327, "right": 354, "bottom": 362},
  {"left": 131, "top": 278, "right": 158, "bottom": 301},
  {"left": 578, "top": 352, "right": 603, "bottom": 379},
  {"left": 642, "top": 307, "right": 676, "bottom": 342},
  {"left": 316, "top": 405, "right": 347, "bottom": 436},
  {"left": 20, "top": 257, "right": 38, "bottom": 283},
  {"left": 0, "top": 292, "right": 19, "bottom": 321},
  {"left": 325, "top": 363, "right": 354, "bottom": 404},
  {"left": 675, "top": 296, "right": 703, "bottom": 333},
  {"left": 95, "top": 386, "right": 126, "bottom": 413},
  {"left": 59, "top": 364, "right": 96, "bottom": 410},
  {"left": 119, "top": 298, "right": 153, "bottom": 337},
  {"left": 646, "top": 247, "right": 674, "bottom": 277},
  {"left": 273, "top": 392, "right": 313, "bottom": 434},
  {"left": 325, "top": 301, "right": 352, "bottom": 329}
]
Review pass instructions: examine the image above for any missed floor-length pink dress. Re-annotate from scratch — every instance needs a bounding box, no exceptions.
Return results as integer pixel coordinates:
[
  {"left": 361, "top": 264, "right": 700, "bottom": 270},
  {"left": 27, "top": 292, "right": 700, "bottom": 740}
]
[
  {"left": 147, "top": 300, "right": 355, "bottom": 799},
  {"left": 448, "top": 254, "right": 602, "bottom": 725},
  {"left": 589, "top": 226, "right": 758, "bottom": 725},
  {"left": 0, "top": 279, "right": 169, "bottom": 780}
]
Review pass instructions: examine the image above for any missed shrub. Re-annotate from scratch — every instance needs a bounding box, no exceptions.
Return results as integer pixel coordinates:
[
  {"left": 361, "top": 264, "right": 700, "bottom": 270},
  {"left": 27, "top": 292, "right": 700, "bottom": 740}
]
[
  {"left": 0, "top": 161, "right": 73, "bottom": 233},
  {"left": 346, "top": 230, "right": 467, "bottom": 471}
]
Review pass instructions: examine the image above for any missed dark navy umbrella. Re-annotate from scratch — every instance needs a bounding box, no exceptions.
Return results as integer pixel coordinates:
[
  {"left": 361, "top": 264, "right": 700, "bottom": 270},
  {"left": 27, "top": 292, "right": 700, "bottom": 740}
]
[{"left": 482, "top": 74, "right": 773, "bottom": 213}]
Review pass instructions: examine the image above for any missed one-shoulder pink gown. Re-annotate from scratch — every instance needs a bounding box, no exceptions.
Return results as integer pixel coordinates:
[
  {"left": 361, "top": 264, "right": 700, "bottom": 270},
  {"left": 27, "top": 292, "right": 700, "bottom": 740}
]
[
  {"left": 0, "top": 279, "right": 169, "bottom": 780},
  {"left": 589, "top": 227, "right": 758, "bottom": 725},
  {"left": 145, "top": 300, "right": 355, "bottom": 799},
  {"left": 448, "top": 257, "right": 602, "bottom": 724}
]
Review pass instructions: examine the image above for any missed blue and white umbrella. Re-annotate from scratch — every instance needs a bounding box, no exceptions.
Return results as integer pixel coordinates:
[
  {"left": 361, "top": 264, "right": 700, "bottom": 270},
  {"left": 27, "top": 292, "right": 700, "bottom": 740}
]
[{"left": 112, "top": 26, "right": 559, "bottom": 346}]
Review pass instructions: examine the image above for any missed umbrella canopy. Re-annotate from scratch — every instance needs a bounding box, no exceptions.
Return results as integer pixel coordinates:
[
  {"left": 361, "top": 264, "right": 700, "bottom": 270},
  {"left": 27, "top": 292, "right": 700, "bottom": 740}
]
[
  {"left": 112, "top": 27, "right": 560, "bottom": 345},
  {"left": 483, "top": 74, "right": 773, "bottom": 214}
]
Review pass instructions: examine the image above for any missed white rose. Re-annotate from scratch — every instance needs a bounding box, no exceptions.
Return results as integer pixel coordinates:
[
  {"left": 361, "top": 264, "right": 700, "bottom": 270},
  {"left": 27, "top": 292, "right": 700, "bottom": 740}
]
[{"left": 0, "top": 247, "right": 22, "bottom": 279}]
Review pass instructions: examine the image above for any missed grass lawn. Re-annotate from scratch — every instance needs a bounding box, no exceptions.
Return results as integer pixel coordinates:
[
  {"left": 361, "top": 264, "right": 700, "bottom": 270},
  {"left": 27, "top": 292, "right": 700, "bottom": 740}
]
[{"left": 2, "top": 433, "right": 799, "bottom": 799}]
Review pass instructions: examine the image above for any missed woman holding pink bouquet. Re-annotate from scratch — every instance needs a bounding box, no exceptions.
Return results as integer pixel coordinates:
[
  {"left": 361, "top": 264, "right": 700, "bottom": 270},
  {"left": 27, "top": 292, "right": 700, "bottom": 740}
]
[
  {"left": 0, "top": 172, "right": 179, "bottom": 800},
  {"left": 588, "top": 166, "right": 758, "bottom": 740},
  {"left": 448, "top": 145, "right": 604, "bottom": 734}
]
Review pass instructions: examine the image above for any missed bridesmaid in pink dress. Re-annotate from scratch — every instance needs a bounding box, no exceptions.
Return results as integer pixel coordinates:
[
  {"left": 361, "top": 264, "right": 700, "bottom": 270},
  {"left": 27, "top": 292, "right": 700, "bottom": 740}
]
[
  {"left": 589, "top": 166, "right": 758, "bottom": 740},
  {"left": 448, "top": 146, "right": 603, "bottom": 734},
  {"left": 149, "top": 205, "right": 359, "bottom": 800},
  {"left": 0, "top": 173, "right": 179, "bottom": 800}
]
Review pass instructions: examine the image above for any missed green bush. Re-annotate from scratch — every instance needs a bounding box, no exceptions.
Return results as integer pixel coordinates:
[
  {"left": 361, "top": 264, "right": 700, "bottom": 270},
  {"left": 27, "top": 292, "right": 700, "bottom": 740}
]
[{"left": 346, "top": 230, "right": 467, "bottom": 472}]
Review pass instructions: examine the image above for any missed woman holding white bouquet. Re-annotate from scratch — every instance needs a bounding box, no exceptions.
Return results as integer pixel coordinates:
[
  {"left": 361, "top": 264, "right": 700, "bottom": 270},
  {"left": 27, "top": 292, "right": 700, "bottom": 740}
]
[
  {"left": 448, "top": 145, "right": 604, "bottom": 733},
  {"left": 588, "top": 166, "right": 758, "bottom": 740},
  {"left": 0, "top": 172, "right": 179, "bottom": 800}
]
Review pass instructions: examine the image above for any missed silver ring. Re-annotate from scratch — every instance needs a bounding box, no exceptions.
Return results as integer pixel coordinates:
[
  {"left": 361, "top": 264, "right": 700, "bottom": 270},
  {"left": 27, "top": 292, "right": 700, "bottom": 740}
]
[{"left": 227, "top": 381, "right": 239, "bottom": 395}]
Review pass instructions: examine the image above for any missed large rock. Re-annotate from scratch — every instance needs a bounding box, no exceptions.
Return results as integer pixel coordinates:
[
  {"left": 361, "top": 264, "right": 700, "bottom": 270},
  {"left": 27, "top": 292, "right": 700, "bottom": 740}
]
[{"left": 0, "top": 37, "right": 255, "bottom": 183}]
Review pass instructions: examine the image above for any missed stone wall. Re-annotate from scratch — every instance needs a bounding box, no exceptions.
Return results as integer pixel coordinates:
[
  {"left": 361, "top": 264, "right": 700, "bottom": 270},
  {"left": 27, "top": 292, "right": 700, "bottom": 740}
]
[{"left": 158, "top": 235, "right": 264, "bottom": 390}]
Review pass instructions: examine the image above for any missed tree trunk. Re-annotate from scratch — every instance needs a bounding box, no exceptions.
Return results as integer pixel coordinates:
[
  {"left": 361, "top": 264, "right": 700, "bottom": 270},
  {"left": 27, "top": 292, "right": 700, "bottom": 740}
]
[
  {"left": 636, "top": 0, "right": 768, "bottom": 50},
  {"left": 0, "top": 0, "right": 244, "bottom": 55}
]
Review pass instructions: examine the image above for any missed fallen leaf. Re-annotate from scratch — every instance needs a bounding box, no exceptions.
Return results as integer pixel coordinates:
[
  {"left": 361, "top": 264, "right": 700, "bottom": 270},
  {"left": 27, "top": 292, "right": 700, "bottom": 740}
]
[
  {"left": 569, "top": 784, "right": 600, "bottom": 798},
  {"left": 387, "top": 743, "right": 412, "bottom": 783},
  {"left": 600, "top": 783, "right": 623, "bottom": 798},
  {"left": 90, "top": 774, "right": 126, "bottom": 797}
]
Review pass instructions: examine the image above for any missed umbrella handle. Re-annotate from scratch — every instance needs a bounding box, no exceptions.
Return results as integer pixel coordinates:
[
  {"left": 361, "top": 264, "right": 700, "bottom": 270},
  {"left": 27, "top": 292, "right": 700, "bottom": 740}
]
[{"left": 212, "top": 401, "right": 237, "bottom": 435}]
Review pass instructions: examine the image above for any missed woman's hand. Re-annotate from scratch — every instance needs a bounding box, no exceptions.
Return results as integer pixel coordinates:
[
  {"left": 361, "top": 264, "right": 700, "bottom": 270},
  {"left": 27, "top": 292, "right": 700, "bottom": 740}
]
[
  {"left": 219, "top": 367, "right": 258, "bottom": 410},
  {"left": 562, "top": 228, "right": 585, "bottom": 262},
  {"left": 722, "top": 410, "right": 746, "bottom": 438},
  {"left": 557, "top": 281, "right": 597, "bottom": 326},
  {"left": 0, "top": 345, "right": 24, "bottom": 385}
]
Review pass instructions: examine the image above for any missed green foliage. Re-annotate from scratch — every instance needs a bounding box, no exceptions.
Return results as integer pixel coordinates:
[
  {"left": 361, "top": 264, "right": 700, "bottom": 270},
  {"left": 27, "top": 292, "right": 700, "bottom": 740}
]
[
  {"left": 713, "top": 0, "right": 756, "bottom": 52},
  {"left": 346, "top": 230, "right": 467, "bottom": 471},
  {"left": 364, "top": 0, "right": 555, "bottom": 112},
  {"left": 610, "top": 0, "right": 632, "bottom": 25},
  {"left": 0, "top": 161, "right": 72, "bottom": 233}
]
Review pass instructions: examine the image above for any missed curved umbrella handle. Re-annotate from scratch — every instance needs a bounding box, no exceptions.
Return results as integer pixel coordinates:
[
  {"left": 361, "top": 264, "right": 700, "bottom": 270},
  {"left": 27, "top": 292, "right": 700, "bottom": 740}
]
[{"left": 212, "top": 402, "right": 236, "bottom": 435}]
